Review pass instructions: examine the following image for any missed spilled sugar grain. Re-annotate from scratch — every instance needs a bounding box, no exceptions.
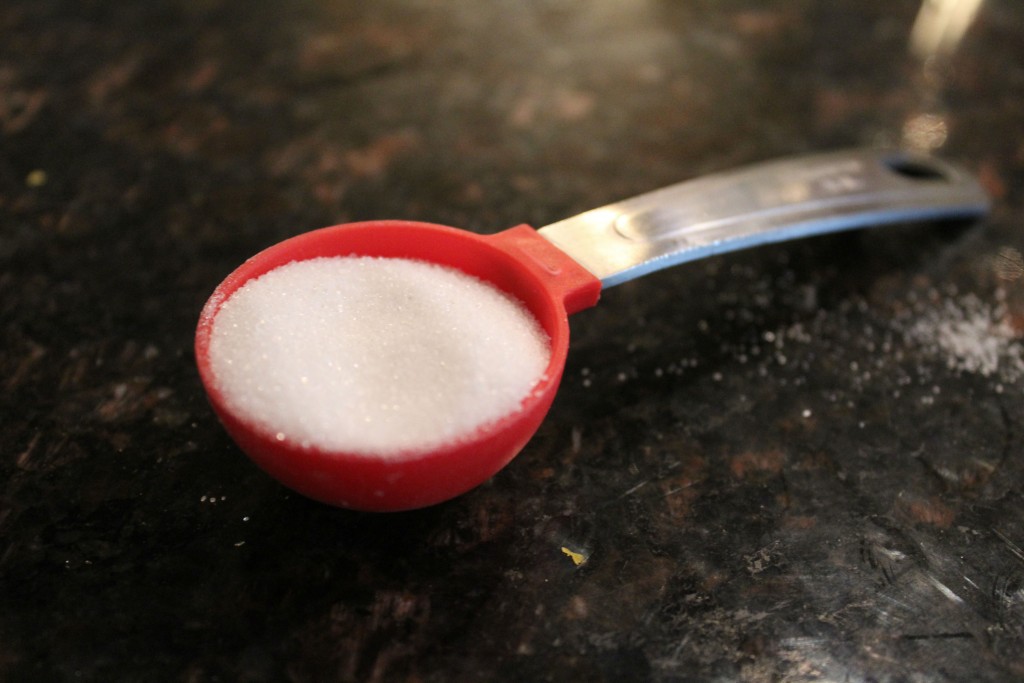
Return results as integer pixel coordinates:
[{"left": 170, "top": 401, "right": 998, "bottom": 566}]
[
  {"left": 632, "top": 286, "right": 1020, "bottom": 408},
  {"left": 208, "top": 256, "right": 550, "bottom": 455},
  {"left": 901, "top": 291, "right": 1024, "bottom": 382}
]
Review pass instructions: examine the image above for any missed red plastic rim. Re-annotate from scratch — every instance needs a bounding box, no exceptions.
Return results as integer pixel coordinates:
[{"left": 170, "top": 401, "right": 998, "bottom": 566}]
[{"left": 195, "top": 221, "right": 601, "bottom": 511}]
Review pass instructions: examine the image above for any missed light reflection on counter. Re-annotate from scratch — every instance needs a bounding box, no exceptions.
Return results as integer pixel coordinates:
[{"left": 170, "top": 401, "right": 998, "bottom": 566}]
[
  {"left": 902, "top": 0, "right": 984, "bottom": 152},
  {"left": 909, "top": 0, "right": 985, "bottom": 59}
]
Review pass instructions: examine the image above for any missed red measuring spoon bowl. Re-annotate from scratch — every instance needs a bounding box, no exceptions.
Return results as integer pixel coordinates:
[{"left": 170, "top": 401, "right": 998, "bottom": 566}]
[{"left": 195, "top": 220, "right": 602, "bottom": 512}]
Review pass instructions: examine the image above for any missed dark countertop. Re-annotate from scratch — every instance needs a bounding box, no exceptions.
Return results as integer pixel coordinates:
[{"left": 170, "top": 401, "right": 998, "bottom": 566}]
[{"left": 3, "top": 1, "right": 1024, "bottom": 680}]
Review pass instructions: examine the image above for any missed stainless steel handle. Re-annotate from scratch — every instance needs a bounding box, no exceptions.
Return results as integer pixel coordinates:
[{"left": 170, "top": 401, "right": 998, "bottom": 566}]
[{"left": 537, "top": 150, "right": 989, "bottom": 288}]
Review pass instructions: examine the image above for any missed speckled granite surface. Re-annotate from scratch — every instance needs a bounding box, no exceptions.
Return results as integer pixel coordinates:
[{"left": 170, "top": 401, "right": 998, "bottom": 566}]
[{"left": 3, "top": 1, "right": 1024, "bottom": 680}]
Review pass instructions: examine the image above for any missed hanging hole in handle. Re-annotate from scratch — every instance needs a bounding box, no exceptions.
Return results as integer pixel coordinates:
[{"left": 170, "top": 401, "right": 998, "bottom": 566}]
[{"left": 883, "top": 155, "right": 949, "bottom": 181}]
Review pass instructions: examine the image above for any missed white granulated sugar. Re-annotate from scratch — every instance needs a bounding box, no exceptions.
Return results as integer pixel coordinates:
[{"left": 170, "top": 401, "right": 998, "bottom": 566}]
[
  {"left": 208, "top": 256, "right": 550, "bottom": 455},
  {"left": 903, "top": 292, "right": 1023, "bottom": 381}
]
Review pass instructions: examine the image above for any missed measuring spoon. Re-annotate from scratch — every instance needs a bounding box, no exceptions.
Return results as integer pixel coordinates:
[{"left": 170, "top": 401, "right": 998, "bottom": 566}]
[{"left": 195, "top": 149, "right": 988, "bottom": 511}]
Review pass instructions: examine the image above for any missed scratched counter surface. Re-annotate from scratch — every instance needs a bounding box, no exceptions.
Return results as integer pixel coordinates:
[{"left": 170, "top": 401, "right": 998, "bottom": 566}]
[{"left": 3, "top": 0, "right": 1024, "bottom": 681}]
